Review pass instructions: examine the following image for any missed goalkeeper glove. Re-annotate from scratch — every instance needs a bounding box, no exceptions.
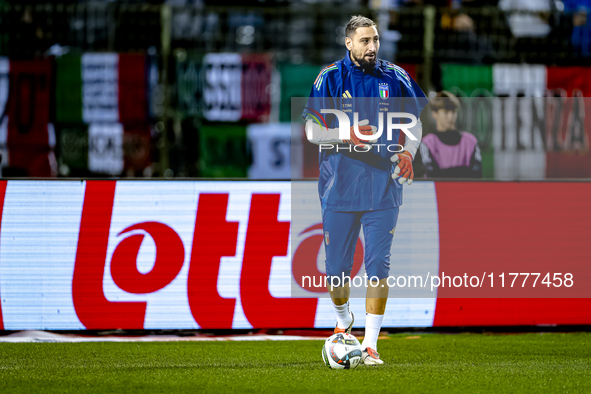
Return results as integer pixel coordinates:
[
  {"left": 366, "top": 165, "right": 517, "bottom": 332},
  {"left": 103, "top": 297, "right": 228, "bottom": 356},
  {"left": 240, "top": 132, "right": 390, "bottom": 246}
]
[
  {"left": 343, "top": 119, "right": 376, "bottom": 147},
  {"left": 391, "top": 151, "right": 414, "bottom": 185}
]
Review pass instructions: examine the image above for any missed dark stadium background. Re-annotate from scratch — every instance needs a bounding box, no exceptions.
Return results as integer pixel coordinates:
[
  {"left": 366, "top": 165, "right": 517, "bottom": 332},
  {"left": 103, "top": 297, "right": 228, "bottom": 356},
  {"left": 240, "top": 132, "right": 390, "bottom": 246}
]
[
  {"left": 0, "top": 0, "right": 589, "bottom": 332},
  {"left": 0, "top": 2, "right": 590, "bottom": 393},
  {"left": 0, "top": 0, "right": 590, "bottom": 180}
]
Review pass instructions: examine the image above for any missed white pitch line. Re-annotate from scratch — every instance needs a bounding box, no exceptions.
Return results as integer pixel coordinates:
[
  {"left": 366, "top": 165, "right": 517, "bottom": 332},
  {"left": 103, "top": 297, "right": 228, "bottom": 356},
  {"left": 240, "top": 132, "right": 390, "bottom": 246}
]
[{"left": 0, "top": 330, "right": 328, "bottom": 343}]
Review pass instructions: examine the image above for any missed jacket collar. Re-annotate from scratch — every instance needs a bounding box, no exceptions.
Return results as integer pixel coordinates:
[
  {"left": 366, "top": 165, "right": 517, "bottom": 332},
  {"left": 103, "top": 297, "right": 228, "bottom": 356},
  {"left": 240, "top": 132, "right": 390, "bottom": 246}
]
[{"left": 344, "top": 50, "right": 382, "bottom": 75}]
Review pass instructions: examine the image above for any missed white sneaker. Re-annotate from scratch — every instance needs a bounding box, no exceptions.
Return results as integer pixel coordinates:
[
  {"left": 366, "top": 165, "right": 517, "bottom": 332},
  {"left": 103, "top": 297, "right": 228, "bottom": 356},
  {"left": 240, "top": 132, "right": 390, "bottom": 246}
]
[{"left": 362, "top": 347, "right": 384, "bottom": 365}]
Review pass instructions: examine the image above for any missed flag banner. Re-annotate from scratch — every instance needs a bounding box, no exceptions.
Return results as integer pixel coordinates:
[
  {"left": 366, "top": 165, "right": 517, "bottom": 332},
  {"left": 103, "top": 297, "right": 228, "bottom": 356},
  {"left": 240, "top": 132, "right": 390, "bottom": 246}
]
[
  {"left": 123, "top": 124, "right": 151, "bottom": 175},
  {"left": 7, "top": 59, "right": 53, "bottom": 148},
  {"left": 247, "top": 123, "right": 301, "bottom": 179},
  {"left": 119, "top": 53, "right": 147, "bottom": 124},
  {"left": 176, "top": 53, "right": 203, "bottom": 119},
  {"left": 441, "top": 63, "right": 591, "bottom": 97},
  {"left": 82, "top": 53, "right": 119, "bottom": 123},
  {"left": 278, "top": 63, "right": 322, "bottom": 122},
  {"left": 88, "top": 123, "right": 124, "bottom": 176},
  {"left": 241, "top": 54, "right": 272, "bottom": 122},
  {"left": 55, "top": 53, "right": 148, "bottom": 124},
  {"left": 2, "top": 59, "right": 56, "bottom": 177},
  {"left": 176, "top": 52, "right": 274, "bottom": 122},
  {"left": 491, "top": 97, "right": 547, "bottom": 180},
  {"left": 493, "top": 64, "right": 547, "bottom": 97},
  {"left": 441, "top": 64, "right": 493, "bottom": 96},
  {"left": 455, "top": 97, "right": 590, "bottom": 179},
  {"left": 545, "top": 67, "right": 591, "bottom": 178},
  {"left": 57, "top": 123, "right": 150, "bottom": 177},
  {"left": 439, "top": 64, "right": 591, "bottom": 179},
  {"left": 202, "top": 53, "right": 242, "bottom": 121},
  {"left": 55, "top": 54, "right": 83, "bottom": 123},
  {"left": 5, "top": 146, "right": 57, "bottom": 177},
  {"left": 58, "top": 124, "right": 89, "bottom": 173},
  {"left": 547, "top": 66, "right": 591, "bottom": 97}
]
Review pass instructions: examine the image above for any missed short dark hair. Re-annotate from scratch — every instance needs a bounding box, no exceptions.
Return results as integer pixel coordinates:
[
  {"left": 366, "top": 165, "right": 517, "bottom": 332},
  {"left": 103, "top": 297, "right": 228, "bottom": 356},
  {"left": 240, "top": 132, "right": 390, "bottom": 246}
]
[
  {"left": 430, "top": 91, "right": 461, "bottom": 112},
  {"left": 345, "top": 15, "right": 377, "bottom": 39}
]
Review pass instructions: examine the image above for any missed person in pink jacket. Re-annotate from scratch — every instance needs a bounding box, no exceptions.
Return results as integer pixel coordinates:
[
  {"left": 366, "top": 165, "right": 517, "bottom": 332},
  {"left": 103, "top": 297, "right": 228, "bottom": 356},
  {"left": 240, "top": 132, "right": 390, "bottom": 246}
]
[{"left": 418, "top": 91, "right": 482, "bottom": 178}]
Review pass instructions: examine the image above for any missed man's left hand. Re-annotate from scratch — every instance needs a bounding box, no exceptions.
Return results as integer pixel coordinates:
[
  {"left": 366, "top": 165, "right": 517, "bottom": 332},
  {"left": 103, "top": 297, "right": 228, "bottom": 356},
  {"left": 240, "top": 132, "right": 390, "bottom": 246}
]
[{"left": 390, "top": 151, "right": 414, "bottom": 185}]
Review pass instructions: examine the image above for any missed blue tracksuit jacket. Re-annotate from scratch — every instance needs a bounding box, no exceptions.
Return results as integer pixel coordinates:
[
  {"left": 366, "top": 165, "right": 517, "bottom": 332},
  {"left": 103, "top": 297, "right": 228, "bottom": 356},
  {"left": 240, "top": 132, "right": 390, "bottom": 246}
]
[{"left": 303, "top": 51, "right": 428, "bottom": 212}]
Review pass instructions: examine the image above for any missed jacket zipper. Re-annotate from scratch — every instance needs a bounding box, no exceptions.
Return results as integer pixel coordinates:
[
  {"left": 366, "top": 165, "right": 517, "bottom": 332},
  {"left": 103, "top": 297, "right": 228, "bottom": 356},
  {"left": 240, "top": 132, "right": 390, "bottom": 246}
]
[{"left": 361, "top": 70, "right": 373, "bottom": 211}]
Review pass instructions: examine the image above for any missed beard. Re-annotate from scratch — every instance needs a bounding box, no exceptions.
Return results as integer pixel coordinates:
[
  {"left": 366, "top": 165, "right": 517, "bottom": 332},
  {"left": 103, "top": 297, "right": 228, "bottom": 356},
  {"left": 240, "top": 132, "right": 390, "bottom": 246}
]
[{"left": 352, "top": 51, "right": 377, "bottom": 71}]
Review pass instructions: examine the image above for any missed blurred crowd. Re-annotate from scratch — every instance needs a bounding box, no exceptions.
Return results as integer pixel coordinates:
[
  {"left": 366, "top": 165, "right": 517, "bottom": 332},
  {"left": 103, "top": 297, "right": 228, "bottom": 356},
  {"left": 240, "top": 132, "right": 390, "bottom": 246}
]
[{"left": 0, "top": 0, "right": 589, "bottom": 179}]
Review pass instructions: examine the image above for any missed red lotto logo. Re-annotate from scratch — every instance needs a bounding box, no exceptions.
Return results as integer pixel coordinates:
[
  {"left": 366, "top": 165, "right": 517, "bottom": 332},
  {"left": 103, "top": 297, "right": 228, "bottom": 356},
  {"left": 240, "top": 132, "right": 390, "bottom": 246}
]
[
  {"left": 71, "top": 181, "right": 318, "bottom": 330},
  {"left": 292, "top": 223, "right": 364, "bottom": 293}
]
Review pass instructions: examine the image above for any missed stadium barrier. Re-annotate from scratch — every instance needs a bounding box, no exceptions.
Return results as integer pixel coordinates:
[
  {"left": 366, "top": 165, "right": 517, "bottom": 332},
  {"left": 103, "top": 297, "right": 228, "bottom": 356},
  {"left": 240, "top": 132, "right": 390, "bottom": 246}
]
[{"left": 0, "top": 180, "right": 589, "bottom": 330}]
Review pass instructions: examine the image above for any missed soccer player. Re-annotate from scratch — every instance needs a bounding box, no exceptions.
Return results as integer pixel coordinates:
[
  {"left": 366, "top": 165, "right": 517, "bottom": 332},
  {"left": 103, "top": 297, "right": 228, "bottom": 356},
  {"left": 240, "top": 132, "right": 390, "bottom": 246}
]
[
  {"left": 418, "top": 91, "right": 482, "bottom": 178},
  {"left": 303, "top": 15, "right": 427, "bottom": 365}
]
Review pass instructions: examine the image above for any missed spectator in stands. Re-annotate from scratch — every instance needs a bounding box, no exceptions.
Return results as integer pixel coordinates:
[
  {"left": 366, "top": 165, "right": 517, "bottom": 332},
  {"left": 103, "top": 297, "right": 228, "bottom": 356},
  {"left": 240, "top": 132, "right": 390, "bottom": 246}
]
[
  {"left": 563, "top": 0, "right": 591, "bottom": 55},
  {"left": 440, "top": 0, "right": 476, "bottom": 32},
  {"left": 498, "top": 0, "right": 553, "bottom": 37},
  {"left": 417, "top": 91, "right": 482, "bottom": 178}
]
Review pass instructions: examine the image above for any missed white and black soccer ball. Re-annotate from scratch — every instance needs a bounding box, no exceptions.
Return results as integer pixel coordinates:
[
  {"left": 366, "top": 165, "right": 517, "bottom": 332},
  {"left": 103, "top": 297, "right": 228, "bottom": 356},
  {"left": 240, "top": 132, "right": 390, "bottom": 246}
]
[{"left": 321, "top": 333, "right": 363, "bottom": 370}]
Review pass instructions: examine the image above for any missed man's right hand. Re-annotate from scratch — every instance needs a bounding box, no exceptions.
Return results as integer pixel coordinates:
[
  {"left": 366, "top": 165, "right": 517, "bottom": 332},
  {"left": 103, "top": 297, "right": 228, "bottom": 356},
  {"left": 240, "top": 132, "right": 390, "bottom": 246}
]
[{"left": 343, "top": 119, "right": 375, "bottom": 147}]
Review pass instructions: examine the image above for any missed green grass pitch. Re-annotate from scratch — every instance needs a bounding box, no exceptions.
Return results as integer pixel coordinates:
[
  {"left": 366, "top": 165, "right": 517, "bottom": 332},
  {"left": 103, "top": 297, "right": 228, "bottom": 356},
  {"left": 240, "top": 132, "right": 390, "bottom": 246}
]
[{"left": 1, "top": 332, "right": 590, "bottom": 393}]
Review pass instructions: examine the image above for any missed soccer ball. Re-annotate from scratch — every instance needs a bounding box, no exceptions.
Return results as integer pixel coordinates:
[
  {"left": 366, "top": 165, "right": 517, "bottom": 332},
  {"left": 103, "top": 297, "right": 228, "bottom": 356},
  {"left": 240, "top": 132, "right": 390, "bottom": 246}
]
[{"left": 321, "top": 333, "right": 363, "bottom": 369}]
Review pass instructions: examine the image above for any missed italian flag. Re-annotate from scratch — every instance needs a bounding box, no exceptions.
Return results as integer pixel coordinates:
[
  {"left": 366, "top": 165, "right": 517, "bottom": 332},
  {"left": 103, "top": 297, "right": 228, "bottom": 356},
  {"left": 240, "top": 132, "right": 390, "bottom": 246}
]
[
  {"left": 55, "top": 53, "right": 150, "bottom": 176},
  {"left": 441, "top": 63, "right": 591, "bottom": 179},
  {"left": 55, "top": 53, "right": 147, "bottom": 124}
]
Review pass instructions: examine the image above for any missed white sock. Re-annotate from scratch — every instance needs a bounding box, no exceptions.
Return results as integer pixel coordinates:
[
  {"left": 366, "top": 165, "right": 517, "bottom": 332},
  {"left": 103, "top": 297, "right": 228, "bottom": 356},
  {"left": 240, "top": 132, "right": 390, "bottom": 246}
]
[
  {"left": 332, "top": 301, "right": 352, "bottom": 329},
  {"left": 361, "top": 313, "right": 384, "bottom": 351}
]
